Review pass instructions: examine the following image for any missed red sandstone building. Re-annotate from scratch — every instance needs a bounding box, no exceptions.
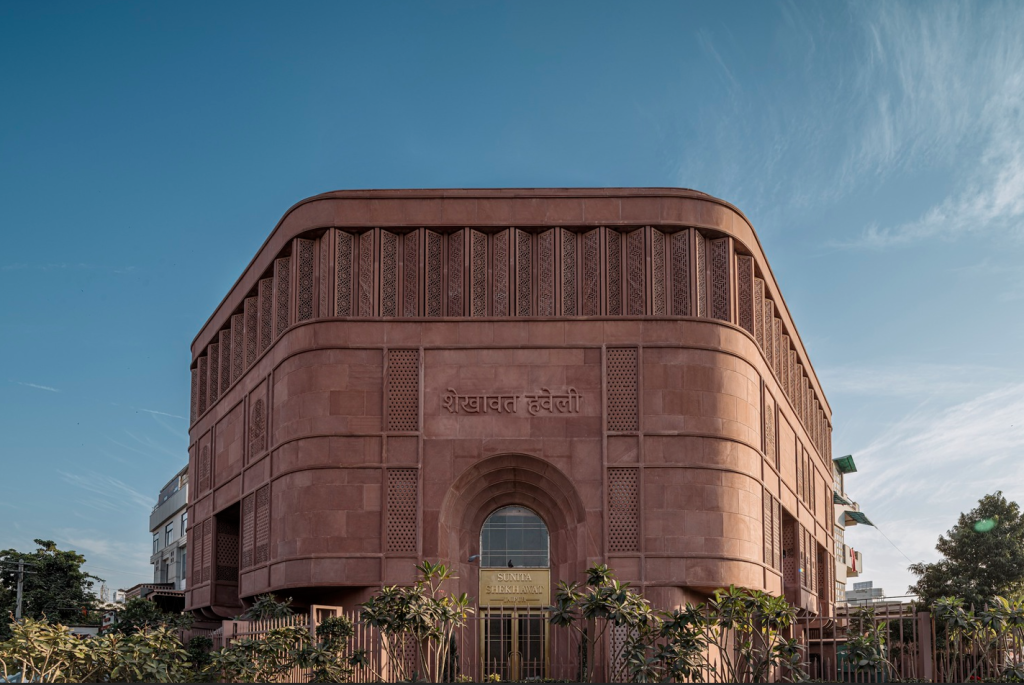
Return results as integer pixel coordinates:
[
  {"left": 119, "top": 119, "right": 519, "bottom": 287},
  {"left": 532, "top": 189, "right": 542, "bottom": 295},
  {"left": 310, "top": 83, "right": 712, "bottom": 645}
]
[{"left": 186, "top": 188, "right": 836, "bottom": 675}]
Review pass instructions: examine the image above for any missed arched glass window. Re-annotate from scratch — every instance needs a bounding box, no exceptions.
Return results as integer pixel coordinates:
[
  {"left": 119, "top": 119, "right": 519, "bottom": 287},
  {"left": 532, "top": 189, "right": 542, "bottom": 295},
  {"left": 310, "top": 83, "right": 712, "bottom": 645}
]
[{"left": 480, "top": 506, "right": 549, "bottom": 568}]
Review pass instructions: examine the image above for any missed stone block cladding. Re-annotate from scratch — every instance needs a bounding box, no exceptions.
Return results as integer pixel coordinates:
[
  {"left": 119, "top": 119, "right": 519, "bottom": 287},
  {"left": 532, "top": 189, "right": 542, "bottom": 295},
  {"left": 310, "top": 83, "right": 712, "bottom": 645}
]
[{"left": 184, "top": 188, "right": 835, "bottom": 619}]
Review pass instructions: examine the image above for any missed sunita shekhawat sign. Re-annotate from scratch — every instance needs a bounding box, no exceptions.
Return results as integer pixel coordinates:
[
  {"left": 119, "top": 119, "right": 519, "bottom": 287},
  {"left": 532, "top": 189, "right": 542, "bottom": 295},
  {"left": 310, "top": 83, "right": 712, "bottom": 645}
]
[
  {"left": 442, "top": 388, "right": 582, "bottom": 415},
  {"left": 479, "top": 569, "right": 551, "bottom": 607}
]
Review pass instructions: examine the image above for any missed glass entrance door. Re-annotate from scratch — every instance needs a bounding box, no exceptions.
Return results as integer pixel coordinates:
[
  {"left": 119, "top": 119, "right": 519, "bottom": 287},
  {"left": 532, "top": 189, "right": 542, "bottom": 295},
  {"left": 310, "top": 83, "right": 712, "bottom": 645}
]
[{"left": 482, "top": 609, "right": 548, "bottom": 681}]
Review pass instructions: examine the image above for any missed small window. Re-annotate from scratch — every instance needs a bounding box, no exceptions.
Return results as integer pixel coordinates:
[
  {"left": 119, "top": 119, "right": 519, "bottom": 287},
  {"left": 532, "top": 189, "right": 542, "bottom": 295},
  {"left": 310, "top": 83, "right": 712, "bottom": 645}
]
[
  {"left": 165, "top": 522, "right": 174, "bottom": 546},
  {"left": 181, "top": 511, "right": 188, "bottom": 535},
  {"left": 480, "top": 506, "right": 549, "bottom": 568},
  {"left": 152, "top": 533, "right": 160, "bottom": 554}
]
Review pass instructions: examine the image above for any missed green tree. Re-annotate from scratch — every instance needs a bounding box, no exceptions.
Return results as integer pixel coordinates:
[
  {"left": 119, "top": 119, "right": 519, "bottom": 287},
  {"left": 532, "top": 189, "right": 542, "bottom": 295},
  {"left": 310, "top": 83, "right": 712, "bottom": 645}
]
[
  {"left": 0, "top": 539, "right": 102, "bottom": 638},
  {"left": 909, "top": 492, "right": 1024, "bottom": 608},
  {"left": 111, "top": 597, "right": 192, "bottom": 635}
]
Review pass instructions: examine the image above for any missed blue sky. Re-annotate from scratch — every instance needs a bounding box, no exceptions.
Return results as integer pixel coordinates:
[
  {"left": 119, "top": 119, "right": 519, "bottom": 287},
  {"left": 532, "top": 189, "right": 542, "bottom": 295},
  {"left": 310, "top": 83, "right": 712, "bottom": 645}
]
[{"left": 2, "top": 1, "right": 1023, "bottom": 598}]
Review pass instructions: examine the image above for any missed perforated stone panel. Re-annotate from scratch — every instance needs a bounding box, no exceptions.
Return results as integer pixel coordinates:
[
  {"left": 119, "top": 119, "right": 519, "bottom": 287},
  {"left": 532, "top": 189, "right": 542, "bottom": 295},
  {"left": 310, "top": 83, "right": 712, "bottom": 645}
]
[
  {"left": 218, "top": 330, "right": 231, "bottom": 395},
  {"left": 216, "top": 518, "right": 239, "bottom": 582},
  {"left": 773, "top": 498, "right": 781, "bottom": 570},
  {"left": 763, "top": 489, "right": 774, "bottom": 568},
  {"left": 198, "top": 446, "right": 211, "bottom": 493},
  {"left": 763, "top": 300, "right": 774, "bottom": 369},
  {"left": 561, "top": 228, "right": 577, "bottom": 316},
  {"left": 421, "top": 230, "right": 440, "bottom": 317},
  {"left": 297, "top": 239, "right": 315, "bottom": 322},
  {"left": 711, "top": 237, "right": 730, "bottom": 322},
  {"left": 404, "top": 231, "right": 419, "bottom": 317},
  {"left": 447, "top": 230, "right": 464, "bottom": 316},
  {"left": 241, "top": 493, "right": 254, "bottom": 568},
  {"left": 652, "top": 228, "right": 665, "bottom": 316},
  {"left": 208, "top": 343, "right": 219, "bottom": 405},
  {"left": 695, "top": 231, "right": 707, "bottom": 317},
  {"left": 737, "top": 255, "right": 754, "bottom": 334},
  {"left": 753, "top": 278, "right": 765, "bottom": 350},
  {"left": 537, "top": 229, "right": 555, "bottom": 316},
  {"left": 608, "top": 468, "right": 639, "bottom": 552},
  {"left": 516, "top": 229, "right": 532, "bottom": 316},
  {"left": 671, "top": 229, "right": 691, "bottom": 316},
  {"left": 249, "top": 398, "right": 266, "bottom": 457},
  {"left": 493, "top": 229, "right": 510, "bottom": 316},
  {"left": 626, "top": 229, "right": 645, "bottom": 316},
  {"left": 274, "top": 257, "right": 290, "bottom": 338},
  {"left": 191, "top": 518, "right": 203, "bottom": 585},
  {"left": 197, "top": 356, "right": 208, "bottom": 416},
  {"left": 335, "top": 230, "right": 353, "bottom": 317},
  {"left": 258, "top": 277, "right": 273, "bottom": 353},
  {"left": 764, "top": 394, "right": 776, "bottom": 467},
  {"left": 381, "top": 230, "right": 399, "bottom": 318},
  {"left": 471, "top": 229, "right": 487, "bottom": 317},
  {"left": 607, "top": 228, "right": 622, "bottom": 316},
  {"left": 190, "top": 368, "right": 198, "bottom": 424},
  {"left": 255, "top": 484, "right": 270, "bottom": 565},
  {"left": 782, "top": 520, "right": 796, "bottom": 586},
  {"left": 772, "top": 317, "right": 782, "bottom": 377},
  {"left": 244, "top": 297, "right": 258, "bottom": 369},
  {"left": 231, "top": 313, "right": 244, "bottom": 382},
  {"left": 386, "top": 468, "right": 418, "bottom": 553},
  {"left": 780, "top": 335, "right": 790, "bottom": 398},
  {"left": 201, "top": 519, "right": 213, "bottom": 584},
  {"left": 319, "top": 231, "right": 330, "bottom": 317},
  {"left": 582, "top": 229, "right": 600, "bottom": 316},
  {"left": 387, "top": 349, "right": 420, "bottom": 432},
  {"left": 359, "top": 231, "right": 374, "bottom": 317},
  {"left": 607, "top": 348, "right": 639, "bottom": 432}
]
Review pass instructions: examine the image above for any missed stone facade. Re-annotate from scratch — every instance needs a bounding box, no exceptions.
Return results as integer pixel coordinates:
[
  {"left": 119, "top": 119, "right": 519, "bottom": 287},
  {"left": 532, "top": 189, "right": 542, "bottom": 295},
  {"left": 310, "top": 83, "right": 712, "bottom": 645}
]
[{"left": 185, "top": 188, "right": 835, "bottom": 621}]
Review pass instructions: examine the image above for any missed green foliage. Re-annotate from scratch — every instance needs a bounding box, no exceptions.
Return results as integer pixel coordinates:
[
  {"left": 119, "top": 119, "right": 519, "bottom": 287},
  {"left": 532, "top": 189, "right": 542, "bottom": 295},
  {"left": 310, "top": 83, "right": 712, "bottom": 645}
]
[
  {"left": 207, "top": 624, "right": 308, "bottom": 683},
  {"left": 930, "top": 594, "right": 1024, "bottom": 683},
  {"left": 0, "top": 616, "right": 193, "bottom": 683},
  {"left": 112, "top": 597, "right": 192, "bottom": 635},
  {"left": 842, "top": 605, "right": 899, "bottom": 681},
  {"left": 361, "top": 560, "right": 473, "bottom": 683},
  {"left": 242, "top": 592, "right": 295, "bottom": 620},
  {"left": 553, "top": 568, "right": 807, "bottom": 683},
  {"left": 910, "top": 492, "right": 1024, "bottom": 608},
  {"left": 0, "top": 539, "right": 103, "bottom": 638}
]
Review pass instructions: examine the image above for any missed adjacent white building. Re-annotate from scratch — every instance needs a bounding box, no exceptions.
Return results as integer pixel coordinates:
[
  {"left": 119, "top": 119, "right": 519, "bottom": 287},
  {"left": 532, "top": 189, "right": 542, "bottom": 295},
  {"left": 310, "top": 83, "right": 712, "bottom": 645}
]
[
  {"left": 832, "top": 455, "right": 872, "bottom": 606},
  {"left": 150, "top": 465, "right": 189, "bottom": 590}
]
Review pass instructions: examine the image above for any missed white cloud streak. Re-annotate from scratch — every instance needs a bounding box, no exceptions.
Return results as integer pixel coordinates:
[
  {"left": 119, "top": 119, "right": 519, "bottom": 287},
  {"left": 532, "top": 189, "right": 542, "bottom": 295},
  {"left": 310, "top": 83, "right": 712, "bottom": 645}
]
[
  {"left": 10, "top": 380, "right": 60, "bottom": 392},
  {"left": 59, "top": 471, "right": 154, "bottom": 513}
]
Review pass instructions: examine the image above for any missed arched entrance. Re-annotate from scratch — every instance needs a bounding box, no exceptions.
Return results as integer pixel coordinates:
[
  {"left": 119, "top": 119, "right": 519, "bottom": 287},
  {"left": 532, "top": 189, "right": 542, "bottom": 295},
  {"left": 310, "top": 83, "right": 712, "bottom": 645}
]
[
  {"left": 480, "top": 506, "right": 549, "bottom": 680},
  {"left": 436, "top": 454, "right": 591, "bottom": 681}
]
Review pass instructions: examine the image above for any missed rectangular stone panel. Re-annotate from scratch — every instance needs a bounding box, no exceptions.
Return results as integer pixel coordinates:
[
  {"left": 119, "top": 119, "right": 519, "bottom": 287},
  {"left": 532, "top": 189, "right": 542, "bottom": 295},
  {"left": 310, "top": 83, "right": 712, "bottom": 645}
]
[
  {"left": 274, "top": 256, "right": 290, "bottom": 338},
  {"left": 492, "top": 229, "right": 510, "bottom": 317},
  {"left": 537, "top": 229, "right": 555, "bottom": 316},
  {"left": 607, "top": 347, "right": 639, "bottom": 432},
  {"left": 515, "top": 229, "right": 532, "bottom": 316},
  {"left": 651, "top": 227, "right": 665, "bottom": 316},
  {"left": 608, "top": 467, "right": 639, "bottom": 552},
  {"left": 387, "top": 349, "right": 420, "bottom": 432},
  {"left": 581, "top": 228, "right": 600, "bottom": 316},
  {"left": 386, "top": 468, "right": 418, "bottom": 553},
  {"left": 218, "top": 330, "right": 231, "bottom": 395},
  {"left": 561, "top": 228, "right": 578, "bottom": 316},
  {"left": 426, "top": 230, "right": 443, "bottom": 317},
  {"left": 190, "top": 368, "right": 198, "bottom": 424},
  {"left": 319, "top": 229, "right": 330, "bottom": 318},
  {"left": 753, "top": 278, "right": 765, "bottom": 350},
  {"left": 471, "top": 229, "right": 487, "bottom": 317},
  {"left": 671, "top": 229, "right": 691, "bottom": 316},
  {"left": 335, "top": 230, "right": 354, "bottom": 317},
  {"left": 258, "top": 277, "right": 273, "bottom": 353},
  {"left": 208, "top": 343, "right": 219, "bottom": 405},
  {"left": 255, "top": 484, "right": 270, "bottom": 565},
  {"left": 297, "top": 238, "right": 315, "bottom": 322},
  {"left": 358, "top": 230, "right": 375, "bottom": 317},
  {"left": 736, "top": 254, "right": 754, "bottom": 334},
  {"left": 403, "top": 230, "right": 419, "bottom": 317},
  {"left": 241, "top": 493, "right": 254, "bottom": 568},
  {"left": 606, "top": 228, "right": 621, "bottom": 316},
  {"left": 695, "top": 231, "right": 707, "bottom": 317},
  {"left": 380, "top": 230, "right": 399, "bottom": 317},
  {"left": 710, "top": 238, "right": 731, "bottom": 322},
  {"left": 197, "top": 356, "right": 208, "bottom": 416},
  {"left": 625, "top": 229, "right": 644, "bottom": 316},
  {"left": 231, "top": 313, "right": 244, "bottom": 382}
]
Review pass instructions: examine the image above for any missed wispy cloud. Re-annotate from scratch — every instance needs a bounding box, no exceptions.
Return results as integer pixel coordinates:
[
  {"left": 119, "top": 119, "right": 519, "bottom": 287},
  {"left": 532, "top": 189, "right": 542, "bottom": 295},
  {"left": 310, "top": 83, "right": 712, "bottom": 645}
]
[
  {"left": 10, "top": 380, "right": 60, "bottom": 392},
  {"left": 821, "top": 362, "right": 1023, "bottom": 398},
  {"left": 841, "top": 2, "right": 1024, "bottom": 247},
  {"left": 841, "top": 383, "right": 1024, "bottom": 595},
  {"left": 59, "top": 471, "right": 154, "bottom": 513},
  {"left": 135, "top": 407, "right": 186, "bottom": 420}
]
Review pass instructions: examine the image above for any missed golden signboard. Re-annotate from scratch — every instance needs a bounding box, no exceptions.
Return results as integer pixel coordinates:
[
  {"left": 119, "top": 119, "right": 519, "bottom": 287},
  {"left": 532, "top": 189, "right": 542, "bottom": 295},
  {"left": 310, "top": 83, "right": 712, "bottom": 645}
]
[{"left": 479, "top": 569, "right": 550, "bottom": 607}]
